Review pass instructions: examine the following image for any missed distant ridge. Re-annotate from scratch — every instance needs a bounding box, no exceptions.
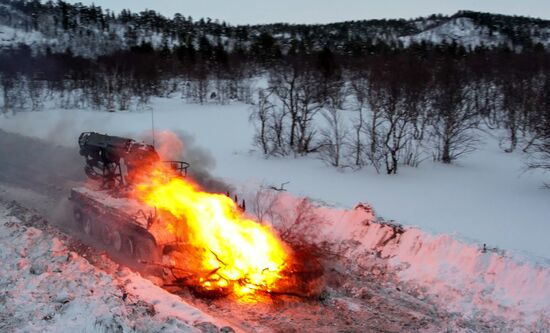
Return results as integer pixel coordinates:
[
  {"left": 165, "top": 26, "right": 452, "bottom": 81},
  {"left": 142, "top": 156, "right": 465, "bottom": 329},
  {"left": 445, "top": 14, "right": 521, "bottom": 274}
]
[{"left": 0, "top": 0, "right": 548, "bottom": 58}]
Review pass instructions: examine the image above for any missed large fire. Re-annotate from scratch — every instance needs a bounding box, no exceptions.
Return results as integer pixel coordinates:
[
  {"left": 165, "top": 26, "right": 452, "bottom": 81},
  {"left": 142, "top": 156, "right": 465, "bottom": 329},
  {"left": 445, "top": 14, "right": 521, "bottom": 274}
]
[{"left": 132, "top": 165, "right": 289, "bottom": 298}]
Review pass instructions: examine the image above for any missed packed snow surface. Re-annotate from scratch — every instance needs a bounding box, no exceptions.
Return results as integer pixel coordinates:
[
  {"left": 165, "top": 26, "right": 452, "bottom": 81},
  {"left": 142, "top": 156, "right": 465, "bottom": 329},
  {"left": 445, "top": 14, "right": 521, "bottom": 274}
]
[{"left": 1, "top": 97, "right": 549, "bottom": 259}]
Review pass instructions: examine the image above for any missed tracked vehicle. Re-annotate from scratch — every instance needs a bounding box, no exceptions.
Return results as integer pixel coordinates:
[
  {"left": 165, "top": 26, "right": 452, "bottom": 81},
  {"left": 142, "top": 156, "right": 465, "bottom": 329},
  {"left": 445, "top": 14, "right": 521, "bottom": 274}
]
[
  {"left": 70, "top": 132, "right": 324, "bottom": 298},
  {"left": 71, "top": 132, "right": 188, "bottom": 263}
]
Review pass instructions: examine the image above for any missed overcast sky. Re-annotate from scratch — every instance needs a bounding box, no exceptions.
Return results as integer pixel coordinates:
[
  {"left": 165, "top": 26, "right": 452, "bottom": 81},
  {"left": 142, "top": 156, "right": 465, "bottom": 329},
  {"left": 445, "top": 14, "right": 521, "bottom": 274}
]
[{"left": 69, "top": 0, "right": 550, "bottom": 25}]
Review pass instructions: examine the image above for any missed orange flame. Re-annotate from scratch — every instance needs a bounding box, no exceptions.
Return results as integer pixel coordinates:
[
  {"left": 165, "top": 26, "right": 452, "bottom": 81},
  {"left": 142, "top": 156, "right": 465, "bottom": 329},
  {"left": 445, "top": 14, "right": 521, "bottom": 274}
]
[{"left": 133, "top": 165, "right": 289, "bottom": 298}]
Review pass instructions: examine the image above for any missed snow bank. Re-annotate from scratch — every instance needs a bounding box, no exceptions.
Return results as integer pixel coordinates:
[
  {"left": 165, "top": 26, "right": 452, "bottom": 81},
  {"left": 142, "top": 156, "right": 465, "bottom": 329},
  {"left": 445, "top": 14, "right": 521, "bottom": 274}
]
[
  {"left": 262, "top": 191, "right": 550, "bottom": 328},
  {"left": 0, "top": 203, "right": 231, "bottom": 333}
]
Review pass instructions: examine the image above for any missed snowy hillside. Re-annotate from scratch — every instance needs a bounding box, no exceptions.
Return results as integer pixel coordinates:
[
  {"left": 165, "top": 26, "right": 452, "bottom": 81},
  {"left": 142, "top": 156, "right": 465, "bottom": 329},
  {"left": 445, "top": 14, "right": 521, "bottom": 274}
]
[
  {"left": 0, "top": 25, "right": 49, "bottom": 49},
  {"left": 400, "top": 14, "right": 550, "bottom": 49},
  {"left": 399, "top": 17, "right": 508, "bottom": 48},
  {"left": 0, "top": 1, "right": 548, "bottom": 57}
]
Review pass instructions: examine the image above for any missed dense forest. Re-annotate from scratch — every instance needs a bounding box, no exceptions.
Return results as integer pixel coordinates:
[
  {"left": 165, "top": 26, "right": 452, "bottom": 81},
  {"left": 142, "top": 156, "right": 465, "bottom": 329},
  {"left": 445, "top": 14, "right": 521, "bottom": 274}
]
[{"left": 0, "top": 0, "right": 549, "bottom": 174}]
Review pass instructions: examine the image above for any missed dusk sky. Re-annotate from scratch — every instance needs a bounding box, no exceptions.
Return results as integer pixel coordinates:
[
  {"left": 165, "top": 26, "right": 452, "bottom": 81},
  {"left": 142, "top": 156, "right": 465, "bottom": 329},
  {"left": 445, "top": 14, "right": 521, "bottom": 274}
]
[{"left": 69, "top": 0, "right": 550, "bottom": 25}]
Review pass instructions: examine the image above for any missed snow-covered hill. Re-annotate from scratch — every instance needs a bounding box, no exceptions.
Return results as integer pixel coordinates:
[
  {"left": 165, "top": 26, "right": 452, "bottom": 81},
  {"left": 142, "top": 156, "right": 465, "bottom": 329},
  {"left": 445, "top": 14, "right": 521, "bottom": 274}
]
[
  {"left": 0, "top": 0, "right": 548, "bottom": 58},
  {"left": 400, "top": 17, "right": 507, "bottom": 48}
]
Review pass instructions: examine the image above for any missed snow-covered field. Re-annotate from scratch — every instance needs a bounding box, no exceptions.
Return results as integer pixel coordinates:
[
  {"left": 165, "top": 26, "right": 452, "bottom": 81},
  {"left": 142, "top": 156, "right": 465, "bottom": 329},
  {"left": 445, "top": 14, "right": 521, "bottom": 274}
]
[{"left": 1, "top": 97, "right": 549, "bottom": 259}]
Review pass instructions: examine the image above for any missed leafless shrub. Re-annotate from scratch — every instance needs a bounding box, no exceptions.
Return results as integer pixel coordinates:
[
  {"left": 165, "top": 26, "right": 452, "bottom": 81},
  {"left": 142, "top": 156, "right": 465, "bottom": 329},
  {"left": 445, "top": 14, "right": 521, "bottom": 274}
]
[
  {"left": 250, "top": 187, "right": 281, "bottom": 224},
  {"left": 249, "top": 189, "right": 328, "bottom": 249},
  {"left": 277, "top": 198, "right": 328, "bottom": 247}
]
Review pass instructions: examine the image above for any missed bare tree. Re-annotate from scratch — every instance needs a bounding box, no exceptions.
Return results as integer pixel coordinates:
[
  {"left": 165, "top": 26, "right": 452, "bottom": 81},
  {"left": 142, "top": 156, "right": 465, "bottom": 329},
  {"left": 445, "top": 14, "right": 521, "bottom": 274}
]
[
  {"left": 498, "top": 75, "right": 535, "bottom": 152},
  {"left": 186, "top": 63, "right": 209, "bottom": 104},
  {"left": 366, "top": 62, "right": 417, "bottom": 174},
  {"left": 363, "top": 69, "right": 388, "bottom": 173},
  {"left": 318, "top": 86, "right": 348, "bottom": 167},
  {"left": 269, "top": 63, "right": 301, "bottom": 150},
  {"left": 429, "top": 60, "right": 480, "bottom": 164},
  {"left": 27, "top": 79, "right": 46, "bottom": 111},
  {"left": 0, "top": 74, "right": 15, "bottom": 114},
  {"left": 269, "top": 61, "right": 324, "bottom": 155},
  {"left": 249, "top": 87, "right": 290, "bottom": 157},
  {"left": 379, "top": 82, "right": 410, "bottom": 174},
  {"left": 295, "top": 69, "right": 324, "bottom": 155},
  {"left": 250, "top": 89, "right": 275, "bottom": 155},
  {"left": 472, "top": 76, "right": 501, "bottom": 130},
  {"left": 349, "top": 73, "right": 368, "bottom": 167},
  {"left": 526, "top": 73, "right": 550, "bottom": 175},
  {"left": 250, "top": 187, "right": 282, "bottom": 224},
  {"left": 400, "top": 58, "right": 431, "bottom": 167}
]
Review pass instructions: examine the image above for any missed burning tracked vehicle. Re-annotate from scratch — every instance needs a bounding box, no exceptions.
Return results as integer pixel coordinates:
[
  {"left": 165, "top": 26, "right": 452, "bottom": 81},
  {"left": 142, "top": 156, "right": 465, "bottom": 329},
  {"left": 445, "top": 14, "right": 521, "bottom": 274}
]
[{"left": 70, "top": 132, "right": 324, "bottom": 300}]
